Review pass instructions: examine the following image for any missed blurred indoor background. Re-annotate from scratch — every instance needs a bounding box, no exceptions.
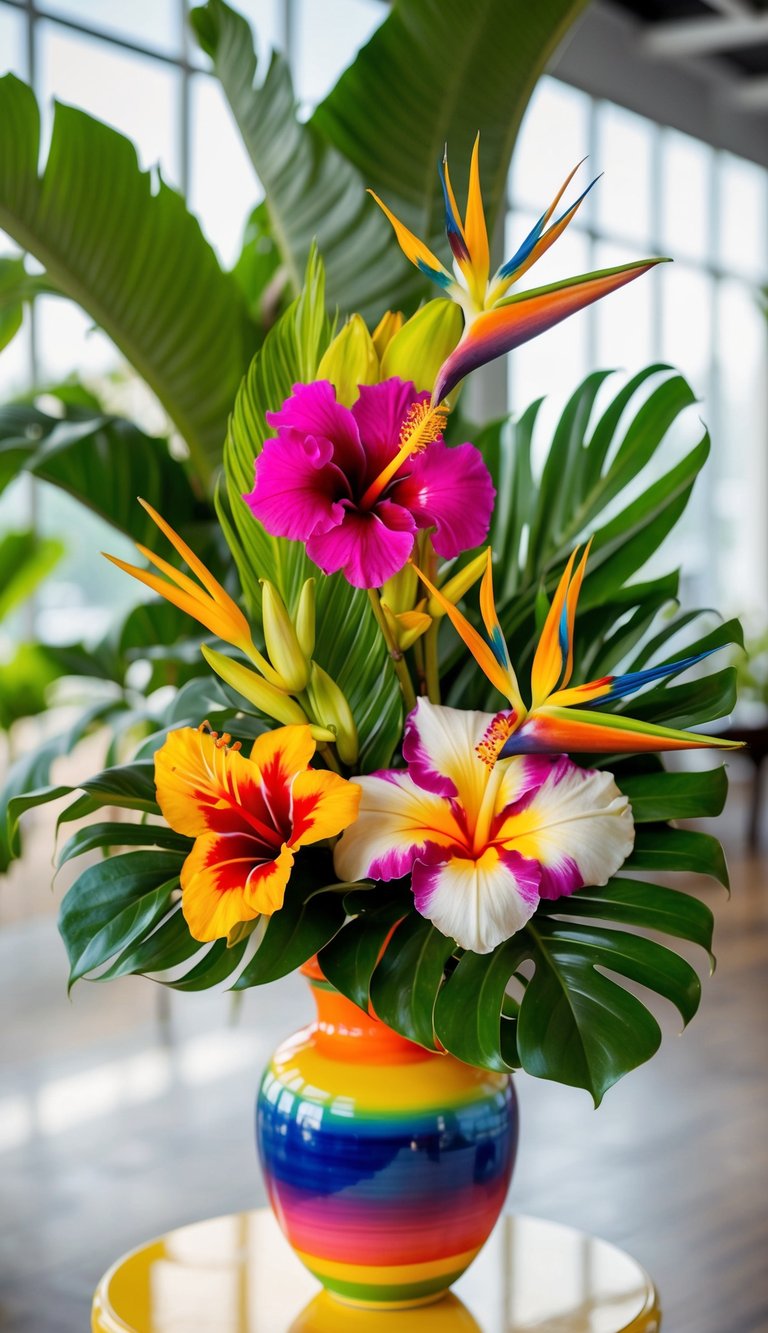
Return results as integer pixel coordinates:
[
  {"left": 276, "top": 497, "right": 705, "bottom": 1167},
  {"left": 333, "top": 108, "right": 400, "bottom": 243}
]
[{"left": 0, "top": 2, "right": 766, "bottom": 1331}]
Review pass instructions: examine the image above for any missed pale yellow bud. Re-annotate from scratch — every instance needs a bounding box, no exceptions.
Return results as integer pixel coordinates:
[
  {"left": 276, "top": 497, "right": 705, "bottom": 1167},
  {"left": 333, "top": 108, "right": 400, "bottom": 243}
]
[
  {"left": 381, "top": 562, "right": 419, "bottom": 617},
  {"left": 381, "top": 598, "right": 432, "bottom": 652},
  {"left": 317, "top": 314, "right": 379, "bottom": 407},
  {"left": 306, "top": 663, "right": 359, "bottom": 765},
  {"left": 371, "top": 309, "right": 404, "bottom": 360},
  {"left": 427, "top": 549, "right": 489, "bottom": 618},
  {"left": 201, "top": 646, "right": 309, "bottom": 727},
  {"left": 295, "top": 579, "right": 316, "bottom": 658},
  {"left": 261, "top": 581, "right": 310, "bottom": 693},
  {"left": 380, "top": 299, "right": 463, "bottom": 393}
]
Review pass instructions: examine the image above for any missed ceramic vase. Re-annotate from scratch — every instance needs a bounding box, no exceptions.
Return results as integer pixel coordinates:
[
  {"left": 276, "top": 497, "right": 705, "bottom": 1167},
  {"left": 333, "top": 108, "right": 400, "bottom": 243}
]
[{"left": 256, "top": 960, "right": 517, "bottom": 1311}]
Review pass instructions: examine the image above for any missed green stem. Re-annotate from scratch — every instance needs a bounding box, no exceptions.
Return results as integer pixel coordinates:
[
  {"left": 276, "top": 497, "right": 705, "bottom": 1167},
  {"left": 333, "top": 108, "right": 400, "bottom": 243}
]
[
  {"left": 319, "top": 742, "right": 342, "bottom": 774},
  {"left": 367, "top": 587, "right": 417, "bottom": 713},
  {"left": 424, "top": 620, "right": 441, "bottom": 704}
]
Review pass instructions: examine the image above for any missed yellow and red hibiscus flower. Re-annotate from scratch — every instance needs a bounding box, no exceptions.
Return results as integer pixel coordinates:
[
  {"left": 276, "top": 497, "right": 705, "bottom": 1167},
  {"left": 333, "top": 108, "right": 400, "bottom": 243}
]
[
  {"left": 155, "top": 723, "right": 360, "bottom": 943},
  {"left": 333, "top": 699, "right": 634, "bottom": 955}
]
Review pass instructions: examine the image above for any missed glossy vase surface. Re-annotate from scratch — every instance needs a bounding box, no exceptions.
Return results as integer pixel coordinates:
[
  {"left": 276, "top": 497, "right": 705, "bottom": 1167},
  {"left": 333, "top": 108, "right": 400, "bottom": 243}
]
[{"left": 256, "top": 963, "right": 517, "bottom": 1310}]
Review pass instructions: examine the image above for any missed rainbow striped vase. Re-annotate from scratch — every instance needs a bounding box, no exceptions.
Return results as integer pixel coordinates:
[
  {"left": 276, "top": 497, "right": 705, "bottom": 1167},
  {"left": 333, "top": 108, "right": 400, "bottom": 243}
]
[{"left": 257, "top": 962, "right": 517, "bottom": 1311}]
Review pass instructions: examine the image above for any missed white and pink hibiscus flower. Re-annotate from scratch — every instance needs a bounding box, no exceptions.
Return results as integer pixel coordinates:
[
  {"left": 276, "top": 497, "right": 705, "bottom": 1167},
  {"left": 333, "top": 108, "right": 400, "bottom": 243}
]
[
  {"left": 244, "top": 377, "right": 495, "bottom": 589},
  {"left": 334, "top": 699, "right": 635, "bottom": 954}
]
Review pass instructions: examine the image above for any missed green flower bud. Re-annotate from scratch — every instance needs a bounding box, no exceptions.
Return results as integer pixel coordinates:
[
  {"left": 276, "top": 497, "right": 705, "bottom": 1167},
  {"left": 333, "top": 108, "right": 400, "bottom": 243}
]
[
  {"left": 306, "top": 662, "right": 359, "bottom": 765},
  {"left": 202, "top": 646, "right": 310, "bottom": 727},
  {"left": 380, "top": 299, "right": 463, "bottom": 393},
  {"left": 295, "top": 578, "right": 316, "bottom": 659},
  {"left": 428, "top": 549, "right": 488, "bottom": 618},
  {"left": 261, "top": 581, "right": 310, "bottom": 693},
  {"left": 317, "top": 314, "right": 379, "bottom": 407}
]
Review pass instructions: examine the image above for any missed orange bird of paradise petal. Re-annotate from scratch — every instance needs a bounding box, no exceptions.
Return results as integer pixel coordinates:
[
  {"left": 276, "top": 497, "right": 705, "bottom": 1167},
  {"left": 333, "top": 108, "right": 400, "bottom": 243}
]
[
  {"left": 155, "top": 723, "right": 360, "bottom": 943},
  {"left": 417, "top": 547, "right": 742, "bottom": 762},
  {"left": 370, "top": 137, "right": 668, "bottom": 404}
]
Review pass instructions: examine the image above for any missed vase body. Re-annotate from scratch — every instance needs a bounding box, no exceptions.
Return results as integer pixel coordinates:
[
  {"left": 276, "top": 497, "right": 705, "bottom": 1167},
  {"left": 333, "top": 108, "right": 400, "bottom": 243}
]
[{"left": 256, "top": 965, "right": 517, "bottom": 1310}]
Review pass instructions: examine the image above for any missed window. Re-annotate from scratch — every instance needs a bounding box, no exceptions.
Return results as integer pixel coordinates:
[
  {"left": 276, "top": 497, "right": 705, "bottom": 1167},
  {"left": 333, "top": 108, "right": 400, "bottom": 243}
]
[
  {"left": 0, "top": 7, "right": 766, "bottom": 634},
  {"left": 508, "top": 76, "right": 768, "bottom": 620}
]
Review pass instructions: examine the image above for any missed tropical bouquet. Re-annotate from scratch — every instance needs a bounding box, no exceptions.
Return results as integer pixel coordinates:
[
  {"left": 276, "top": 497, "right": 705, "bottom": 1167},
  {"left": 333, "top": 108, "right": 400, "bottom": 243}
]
[{"left": 32, "top": 134, "right": 741, "bottom": 1109}]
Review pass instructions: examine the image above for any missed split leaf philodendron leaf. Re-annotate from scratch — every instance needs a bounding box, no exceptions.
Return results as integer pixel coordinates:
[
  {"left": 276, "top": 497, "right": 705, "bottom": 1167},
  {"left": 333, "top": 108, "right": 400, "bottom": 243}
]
[{"left": 318, "top": 872, "right": 716, "bottom": 1104}]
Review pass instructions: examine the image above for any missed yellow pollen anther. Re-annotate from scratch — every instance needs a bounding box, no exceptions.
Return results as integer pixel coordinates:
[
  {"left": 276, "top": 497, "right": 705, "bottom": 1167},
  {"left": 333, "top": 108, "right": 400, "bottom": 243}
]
[
  {"left": 476, "top": 711, "right": 517, "bottom": 768},
  {"left": 360, "top": 402, "right": 449, "bottom": 509}
]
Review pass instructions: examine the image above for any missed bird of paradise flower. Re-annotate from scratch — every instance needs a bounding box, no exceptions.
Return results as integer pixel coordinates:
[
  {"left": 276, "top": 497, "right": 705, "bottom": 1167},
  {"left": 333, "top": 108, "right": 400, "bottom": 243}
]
[
  {"left": 417, "top": 546, "right": 741, "bottom": 761},
  {"left": 371, "top": 138, "right": 668, "bottom": 404}
]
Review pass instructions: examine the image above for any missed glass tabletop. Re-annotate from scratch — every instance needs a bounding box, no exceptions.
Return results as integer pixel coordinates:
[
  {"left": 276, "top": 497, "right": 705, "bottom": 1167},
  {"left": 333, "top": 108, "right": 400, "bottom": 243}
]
[{"left": 92, "top": 1209, "right": 660, "bottom": 1332}]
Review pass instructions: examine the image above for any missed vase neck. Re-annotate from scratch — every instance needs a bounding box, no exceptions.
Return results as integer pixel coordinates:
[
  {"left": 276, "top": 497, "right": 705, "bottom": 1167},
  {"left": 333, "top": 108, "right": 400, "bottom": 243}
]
[{"left": 302, "top": 969, "right": 433, "bottom": 1065}]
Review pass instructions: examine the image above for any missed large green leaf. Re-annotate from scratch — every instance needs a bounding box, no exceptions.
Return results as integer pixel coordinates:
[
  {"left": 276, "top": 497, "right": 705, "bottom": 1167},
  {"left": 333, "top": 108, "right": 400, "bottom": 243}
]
[
  {"left": 0, "top": 74, "right": 250, "bottom": 480},
  {"left": 314, "top": 0, "right": 590, "bottom": 268},
  {"left": 0, "top": 404, "right": 207, "bottom": 542},
  {"left": 0, "top": 254, "right": 54, "bottom": 351},
  {"left": 0, "top": 528, "right": 63, "bottom": 624},
  {"left": 190, "top": 0, "right": 412, "bottom": 323},
  {"left": 219, "top": 250, "right": 403, "bottom": 769},
  {"left": 58, "top": 849, "right": 185, "bottom": 988},
  {"left": 194, "top": 0, "right": 588, "bottom": 321},
  {"left": 448, "top": 368, "right": 738, "bottom": 711}
]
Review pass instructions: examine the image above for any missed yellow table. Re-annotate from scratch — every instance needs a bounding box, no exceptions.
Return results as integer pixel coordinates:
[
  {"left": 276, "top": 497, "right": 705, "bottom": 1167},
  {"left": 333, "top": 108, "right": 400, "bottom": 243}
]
[{"left": 92, "top": 1210, "right": 661, "bottom": 1332}]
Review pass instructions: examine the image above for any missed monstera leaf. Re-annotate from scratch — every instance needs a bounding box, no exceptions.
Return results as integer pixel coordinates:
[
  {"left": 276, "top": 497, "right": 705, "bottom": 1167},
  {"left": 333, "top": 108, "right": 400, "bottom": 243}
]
[
  {"left": 0, "top": 74, "right": 250, "bottom": 482},
  {"left": 447, "top": 366, "right": 742, "bottom": 713}
]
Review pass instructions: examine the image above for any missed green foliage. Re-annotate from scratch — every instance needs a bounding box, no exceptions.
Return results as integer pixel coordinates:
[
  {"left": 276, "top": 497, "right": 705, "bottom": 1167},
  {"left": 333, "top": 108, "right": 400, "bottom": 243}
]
[
  {"left": 193, "top": 0, "right": 588, "bottom": 321},
  {"left": 0, "top": 254, "right": 54, "bottom": 351},
  {"left": 0, "top": 528, "right": 64, "bottom": 623},
  {"left": 0, "top": 403, "right": 208, "bottom": 543},
  {"left": 219, "top": 250, "right": 403, "bottom": 770},
  {"left": 449, "top": 367, "right": 742, "bottom": 711},
  {"left": 0, "top": 642, "right": 60, "bottom": 728},
  {"left": 0, "top": 74, "right": 250, "bottom": 481},
  {"left": 313, "top": 0, "right": 590, "bottom": 275}
]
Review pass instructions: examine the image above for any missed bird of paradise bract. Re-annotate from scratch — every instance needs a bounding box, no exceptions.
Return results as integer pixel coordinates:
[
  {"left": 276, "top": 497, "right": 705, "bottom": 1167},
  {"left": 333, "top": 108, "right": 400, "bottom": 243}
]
[
  {"left": 370, "top": 138, "right": 668, "bottom": 403},
  {"left": 418, "top": 547, "right": 741, "bottom": 761}
]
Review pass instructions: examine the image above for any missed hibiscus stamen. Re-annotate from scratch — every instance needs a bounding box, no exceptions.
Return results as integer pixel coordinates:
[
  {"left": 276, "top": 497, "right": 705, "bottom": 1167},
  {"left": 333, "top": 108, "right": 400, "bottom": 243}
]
[
  {"left": 359, "top": 401, "right": 448, "bottom": 509},
  {"left": 476, "top": 710, "right": 518, "bottom": 768}
]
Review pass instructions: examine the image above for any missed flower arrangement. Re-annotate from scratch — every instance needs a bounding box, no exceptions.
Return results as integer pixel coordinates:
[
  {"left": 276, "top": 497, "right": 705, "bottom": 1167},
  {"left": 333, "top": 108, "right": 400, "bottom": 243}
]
[{"left": 57, "top": 141, "right": 740, "bottom": 1106}]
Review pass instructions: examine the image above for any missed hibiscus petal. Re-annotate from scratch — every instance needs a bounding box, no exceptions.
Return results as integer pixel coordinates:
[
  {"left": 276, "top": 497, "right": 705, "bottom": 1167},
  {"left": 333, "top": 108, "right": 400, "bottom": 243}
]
[
  {"left": 155, "top": 727, "right": 283, "bottom": 848},
  {"left": 290, "top": 768, "right": 361, "bottom": 848},
  {"left": 403, "top": 698, "right": 496, "bottom": 817},
  {"left": 306, "top": 503, "right": 415, "bottom": 588},
  {"left": 351, "top": 378, "right": 427, "bottom": 480},
  {"left": 333, "top": 769, "right": 463, "bottom": 883},
  {"left": 181, "top": 833, "right": 293, "bottom": 941},
  {"left": 498, "top": 759, "right": 634, "bottom": 900},
  {"left": 411, "top": 845, "right": 540, "bottom": 954},
  {"left": 266, "top": 380, "right": 365, "bottom": 479},
  {"left": 245, "top": 431, "right": 348, "bottom": 542},
  {"left": 395, "top": 440, "right": 495, "bottom": 558}
]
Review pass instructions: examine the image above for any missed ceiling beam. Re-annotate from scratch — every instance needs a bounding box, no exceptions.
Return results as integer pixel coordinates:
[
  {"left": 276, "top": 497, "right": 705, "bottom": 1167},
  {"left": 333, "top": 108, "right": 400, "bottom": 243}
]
[
  {"left": 730, "top": 75, "right": 768, "bottom": 110},
  {"left": 644, "top": 14, "right": 768, "bottom": 58}
]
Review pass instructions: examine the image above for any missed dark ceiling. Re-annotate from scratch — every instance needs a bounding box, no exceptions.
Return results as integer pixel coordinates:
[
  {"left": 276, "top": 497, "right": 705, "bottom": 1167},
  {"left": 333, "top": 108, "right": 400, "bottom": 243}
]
[{"left": 609, "top": 0, "right": 768, "bottom": 79}]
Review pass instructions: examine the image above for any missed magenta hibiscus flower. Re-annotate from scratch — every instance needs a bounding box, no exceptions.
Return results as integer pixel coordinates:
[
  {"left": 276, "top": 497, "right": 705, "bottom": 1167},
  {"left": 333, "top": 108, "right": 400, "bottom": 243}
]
[{"left": 244, "top": 377, "right": 495, "bottom": 589}]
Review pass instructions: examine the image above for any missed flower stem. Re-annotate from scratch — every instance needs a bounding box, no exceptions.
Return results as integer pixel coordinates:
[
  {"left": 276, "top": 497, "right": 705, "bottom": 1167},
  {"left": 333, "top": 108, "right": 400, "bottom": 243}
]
[
  {"left": 424, "top": 620, "right": 441, "bottom": 704},
  {"left": 367, "top": 587, "right": 417, "bottom": 713},
  {"left": 319, "top": 743, "right": 342, "bottom": 774}
]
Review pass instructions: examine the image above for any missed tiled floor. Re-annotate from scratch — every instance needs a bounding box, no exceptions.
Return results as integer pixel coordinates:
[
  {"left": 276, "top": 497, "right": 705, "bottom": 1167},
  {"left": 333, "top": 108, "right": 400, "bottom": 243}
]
[{"left": 0, "top": 771, "right": 766, "bottom": 1332}]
